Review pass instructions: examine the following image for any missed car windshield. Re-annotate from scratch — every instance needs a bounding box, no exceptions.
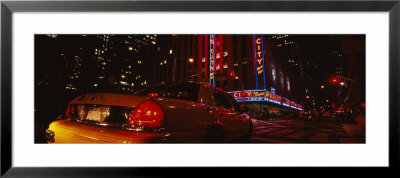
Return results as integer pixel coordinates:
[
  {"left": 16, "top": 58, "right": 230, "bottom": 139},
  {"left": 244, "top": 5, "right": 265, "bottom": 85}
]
[{"left": 134, "top": 83, "right": 200, "bottom": 102}]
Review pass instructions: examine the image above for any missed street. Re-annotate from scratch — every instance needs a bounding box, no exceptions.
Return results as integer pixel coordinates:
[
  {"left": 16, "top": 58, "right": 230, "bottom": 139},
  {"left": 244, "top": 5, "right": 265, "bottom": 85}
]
[{"left": 250, "top": 119, "right": 365, "bottom": 143}]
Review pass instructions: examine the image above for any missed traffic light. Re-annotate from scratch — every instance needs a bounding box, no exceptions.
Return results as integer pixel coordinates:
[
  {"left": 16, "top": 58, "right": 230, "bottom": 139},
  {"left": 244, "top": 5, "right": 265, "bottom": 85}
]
[
  {"left": 330, "top": 76, "right": 340, "bottom": 85},
  {"left": 229, "top": 71, "right": 235, "bottom": 77}
]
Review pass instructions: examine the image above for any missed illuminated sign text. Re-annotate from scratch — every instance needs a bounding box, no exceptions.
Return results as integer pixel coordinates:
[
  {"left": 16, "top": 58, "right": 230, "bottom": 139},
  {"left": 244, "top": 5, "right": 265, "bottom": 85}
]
[
  {"left": 209, "top": 35, "right": 215, "bottom": 85},
  {"left": 228, "top": 89, "right": 303, "bottom": 111},
  {"left": 254, "top": 35, "right": 266, "bottom": 89},
  {"left": 255, "top": 37, "right": 263, "bottom": 75}
]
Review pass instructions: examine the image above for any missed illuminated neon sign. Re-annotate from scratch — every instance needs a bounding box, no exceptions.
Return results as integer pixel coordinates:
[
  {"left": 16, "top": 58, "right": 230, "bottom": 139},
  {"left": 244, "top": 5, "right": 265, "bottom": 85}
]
[
  {"left": 255, "top": 37, "right": 263, "bottom": 73},
  {"left": 271, "top": 87, "right": 276, "bottom": 93},
  {"left": 227, "top": 89, "right": 303, "bottom": 111},
  {"left": 254, "top": 35, "right": 266, "bottom": 89},
  {"left": 209, "top": 35, "right": 215, "bottom": 86},
  {"left": 282, "top": 98, "right": 291, "bottom": 107}
]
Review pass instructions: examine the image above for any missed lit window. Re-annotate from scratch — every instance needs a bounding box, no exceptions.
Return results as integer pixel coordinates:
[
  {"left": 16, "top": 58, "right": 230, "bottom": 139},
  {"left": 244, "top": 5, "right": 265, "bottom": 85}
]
[
  {"left": 169, "top": 49, "right": 173, "bottom": 54},
  {"left": 223, "top": 51, "right": 228, "bottom": 57},
  {"left": 120, "top": 81, "right": 128, "bottom": 86}
]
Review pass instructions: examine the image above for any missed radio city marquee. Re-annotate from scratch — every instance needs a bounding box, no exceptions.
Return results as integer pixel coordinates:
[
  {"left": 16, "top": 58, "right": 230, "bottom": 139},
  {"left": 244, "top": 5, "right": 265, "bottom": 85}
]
[{"left": 227, "top": 90, "right": 303, "bottom": 111}]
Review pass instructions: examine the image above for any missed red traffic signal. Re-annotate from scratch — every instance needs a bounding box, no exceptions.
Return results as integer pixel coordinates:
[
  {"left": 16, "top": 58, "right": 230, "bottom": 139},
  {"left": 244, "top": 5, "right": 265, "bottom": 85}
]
[
  {"left": 330, "top": 77, "right": 340, "bottom": 85},
  {"left": 229, "top": 71, "right": 235, "bottom": 77}
]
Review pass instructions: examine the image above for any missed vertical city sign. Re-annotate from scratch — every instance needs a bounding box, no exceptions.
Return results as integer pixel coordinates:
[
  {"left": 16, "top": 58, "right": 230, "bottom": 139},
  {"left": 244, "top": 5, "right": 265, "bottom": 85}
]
[
  {"left": 215, "top": 35, "right": 223, "bottom": 74},
  {"left": 254, "top": 35, "right": 266, "bottom": 90},
  {"left": 209, "top": 35, "right": 216, "bottom": 86}
]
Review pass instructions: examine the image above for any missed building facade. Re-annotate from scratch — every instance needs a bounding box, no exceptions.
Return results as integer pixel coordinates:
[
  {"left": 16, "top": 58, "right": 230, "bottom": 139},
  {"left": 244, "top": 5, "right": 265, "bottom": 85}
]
[{"left": 156, "top": 34, "right": 305, "bottom": 117}]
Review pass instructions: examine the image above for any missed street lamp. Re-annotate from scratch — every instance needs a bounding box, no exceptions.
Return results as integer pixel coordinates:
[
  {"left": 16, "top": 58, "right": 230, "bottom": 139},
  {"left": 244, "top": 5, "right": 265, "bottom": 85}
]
[{"left": 188, "top": 58, "right": 195, "bottom": 81}]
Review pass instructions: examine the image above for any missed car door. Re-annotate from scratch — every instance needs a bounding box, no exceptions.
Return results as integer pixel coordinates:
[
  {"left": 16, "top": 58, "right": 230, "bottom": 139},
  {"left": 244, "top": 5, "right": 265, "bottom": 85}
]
[
  {"left": 227, "top": 94, "right": 250, "bottom": 136},
  {"left": 211, "top": 88, "right": 239, "bottom": 141}
]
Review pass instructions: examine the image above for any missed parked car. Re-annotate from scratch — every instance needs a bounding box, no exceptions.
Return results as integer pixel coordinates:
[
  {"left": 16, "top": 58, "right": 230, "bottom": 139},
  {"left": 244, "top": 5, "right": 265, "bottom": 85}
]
[{"left": 46, "top": 82, "right": 253, "bottom": 143}]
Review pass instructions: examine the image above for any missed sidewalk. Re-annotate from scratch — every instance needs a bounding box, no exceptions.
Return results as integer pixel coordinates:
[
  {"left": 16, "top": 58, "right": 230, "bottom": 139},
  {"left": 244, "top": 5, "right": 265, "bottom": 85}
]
[{"left": 340, "top": 124, "right": 366, "bottom": 143}]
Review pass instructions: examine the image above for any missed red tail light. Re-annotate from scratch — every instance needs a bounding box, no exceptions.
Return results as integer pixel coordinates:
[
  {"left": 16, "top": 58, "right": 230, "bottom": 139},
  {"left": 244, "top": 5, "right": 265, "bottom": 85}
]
[{"left": 128, "top": 100, "right": 164, "bottom": 128}]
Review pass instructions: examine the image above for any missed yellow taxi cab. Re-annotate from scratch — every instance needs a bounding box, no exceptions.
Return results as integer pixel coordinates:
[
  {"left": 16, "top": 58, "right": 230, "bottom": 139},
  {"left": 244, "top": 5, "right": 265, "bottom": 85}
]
[{"left": 46, "top": 82, "right": 253, "bottom": 143}]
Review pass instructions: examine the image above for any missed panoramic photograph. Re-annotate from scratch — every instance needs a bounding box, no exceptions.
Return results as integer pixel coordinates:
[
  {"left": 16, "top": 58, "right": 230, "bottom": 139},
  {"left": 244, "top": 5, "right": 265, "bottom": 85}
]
[{"left": 34, "top": 34, "right": 365, "bottom": 144}]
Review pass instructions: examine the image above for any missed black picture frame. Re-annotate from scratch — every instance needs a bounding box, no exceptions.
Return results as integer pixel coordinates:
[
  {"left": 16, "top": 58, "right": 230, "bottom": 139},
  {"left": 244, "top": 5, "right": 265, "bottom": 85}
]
[{"left": 1, "top": 0, "right": 399, "bottom": 177}]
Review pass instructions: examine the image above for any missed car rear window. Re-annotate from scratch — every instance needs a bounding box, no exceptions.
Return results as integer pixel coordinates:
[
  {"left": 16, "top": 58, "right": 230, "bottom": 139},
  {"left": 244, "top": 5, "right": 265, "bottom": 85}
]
[
  {"left": 67, "top": 104, "right": 134, "bottom": 126},
  {"left": 134, "top": 83, "right": 200, "bottom": 102}
]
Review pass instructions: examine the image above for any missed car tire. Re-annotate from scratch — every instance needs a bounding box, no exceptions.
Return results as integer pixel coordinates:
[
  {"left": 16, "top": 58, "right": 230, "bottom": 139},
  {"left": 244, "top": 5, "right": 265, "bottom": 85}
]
[{"left": 204, "top": 124, "right": 224, "bottom": 143}]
